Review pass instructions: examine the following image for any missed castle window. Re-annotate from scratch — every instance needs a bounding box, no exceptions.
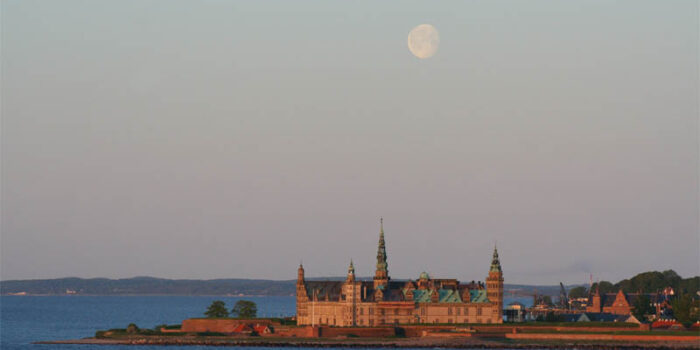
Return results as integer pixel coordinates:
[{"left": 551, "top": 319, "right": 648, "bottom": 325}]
[
  {"left": 406, "top": 309, "right": 412, "bottom": 316},
  {"left": 380, "top": 309, "right": 385, "bottom": 315},
  {"left": 421, "top": 307, "right": 426, "bottom": 316},
  {"left": 456, "top": 308, "right": 461, "bottom": 316},
  {"left": 464, "top": 307, "right": 468, "bottom": 315},
  {"left": 359, "top": 308, "right": 364, "bottom": 315},
  {"left": 369, "top": 319, "right": 374, "bottom": 326},
  {"left": 477, "top": 307, "right": 482, "bottom": 316},
  {"left": 394, "top": 309, "right": 399, "bottom": 315},
  {"left": 369, "top": 307, "right": 374, "bottom": 315},
  {"left": 448, "top": 307, "right": 453, "bottom": 316}
]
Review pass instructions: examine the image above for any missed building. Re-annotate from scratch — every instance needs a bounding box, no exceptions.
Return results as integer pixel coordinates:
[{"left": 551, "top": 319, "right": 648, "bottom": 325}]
[
  {"left": 587, "top": 289, "right": 633, "bottom": 315},
  {"left": 504, "top": 301, "right": 526, "bottom": 322},
  {"left": 295, "top": 219, "right": 504, "bottom": 326},
  {"left": 587, "top": 288, "right": 670, "bottom": 317}
]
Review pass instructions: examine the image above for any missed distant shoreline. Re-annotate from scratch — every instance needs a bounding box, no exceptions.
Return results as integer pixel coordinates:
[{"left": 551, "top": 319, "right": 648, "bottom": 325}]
[
  {"left": 1, "top": 294, "right": 287, "bottom": 297},
  {"left": 0, "top": 277, "right": 556, "bottom": 298}
]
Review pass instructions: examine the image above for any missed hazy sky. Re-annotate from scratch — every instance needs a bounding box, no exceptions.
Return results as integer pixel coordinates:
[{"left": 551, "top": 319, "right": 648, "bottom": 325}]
[{"left": 2, "top": 0, "right": 698, "bottom": 284}]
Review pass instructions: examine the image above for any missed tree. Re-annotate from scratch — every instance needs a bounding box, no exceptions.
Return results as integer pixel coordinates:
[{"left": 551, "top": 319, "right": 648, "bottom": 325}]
[
  {"left": 671, "top": 293, "right": 696, "bottom": 326},
  {"left": 204, "top": 300, "right": 229, "bottom": 318},
  {"left": 568, "top": 286, "right": 588, "bottom": 299},
  {"left": 591, "top": 281, "right": 615, "bottom": 294},
  {"left": 126, "top": 323, "right": 140, "bottom": 334},
  {"left": 231, "top": 300, "right": 257, "bottom": 318},
  {"left": 632, "top": 295, "right": 654, "bottom": 321}
]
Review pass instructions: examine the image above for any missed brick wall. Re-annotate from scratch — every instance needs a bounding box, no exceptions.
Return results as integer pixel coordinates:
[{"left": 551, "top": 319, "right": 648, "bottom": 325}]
[
  {"left": 317, "top": 326, "right": 395, "bottom": 338},
  {"left": 180, "top": 319, "right": 274, "bottom": 333}
]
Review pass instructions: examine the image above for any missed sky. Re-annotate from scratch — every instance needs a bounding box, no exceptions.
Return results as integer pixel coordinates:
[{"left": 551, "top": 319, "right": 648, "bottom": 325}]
[{"left": 1, "top": 0, "right": 698, "bottom": 285}]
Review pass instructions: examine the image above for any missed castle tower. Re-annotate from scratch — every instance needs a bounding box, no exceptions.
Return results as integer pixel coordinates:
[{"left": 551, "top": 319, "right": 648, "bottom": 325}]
[
  {"left": 296, "top": 263, "right": 309, "bottom": 325},
  {"left": 343, "top": 259, "right": 358, "bottom": 326},
  {"left": 486, "top": 245, "right": 504, "bottom": 322},
  {"left": 373, "top": 218, "right": 389, "bottom": 288},
  {"left": 587, "top": 284, "right": 602, "bottom": 313}
]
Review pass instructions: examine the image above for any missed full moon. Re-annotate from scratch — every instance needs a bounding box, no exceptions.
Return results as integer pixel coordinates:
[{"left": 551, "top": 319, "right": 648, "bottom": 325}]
[{"left": 407, "top": 24, "right": 439, "bottom": 59}]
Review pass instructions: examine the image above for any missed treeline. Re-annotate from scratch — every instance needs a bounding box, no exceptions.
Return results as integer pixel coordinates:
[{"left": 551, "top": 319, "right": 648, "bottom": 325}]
[
  {"left": 0, "top": 276, "right": 296, "bottom": 296},
  {"left": 568, "top": 270, "right": 699, "bottom": 298}
]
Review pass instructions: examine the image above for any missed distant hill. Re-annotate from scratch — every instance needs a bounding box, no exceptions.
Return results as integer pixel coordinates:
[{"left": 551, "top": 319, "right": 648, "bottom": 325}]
[
  {"left": 0, "top": 277, "right": 297, "bottom": 296},
  {"left": 0, "top": 276, "right": 563, "bottom": 296},
  {"left": 5, "top": 271, "right": 693, "bottom": 296}
]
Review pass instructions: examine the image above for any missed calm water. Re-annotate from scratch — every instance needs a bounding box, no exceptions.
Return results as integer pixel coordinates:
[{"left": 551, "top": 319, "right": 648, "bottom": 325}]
[{"left": 1, "top": 295, "right": 532, "bottom": 350}]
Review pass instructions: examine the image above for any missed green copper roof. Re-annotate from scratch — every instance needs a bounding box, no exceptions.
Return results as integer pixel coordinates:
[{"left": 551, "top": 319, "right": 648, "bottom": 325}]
[
  {"left": 348, "top": 260, "right": 355, "bottom": 275},
  {"left": 438, "top": 289, "right": 462, "bottom": 303},
  {"left": 419, "top": 271, "right": 429, "bottom": 280},
  {"left": 470, "top": 289, "right": 490, "bottom": 303},
  {"left": 490, "top": 246, "right": 502, "bottom": 272},
  {"left": 405, "top": 288, "right": 465, "bottom": 303},
  {"left": 407, "top": 289, "right": 431, "bottom": 302}
]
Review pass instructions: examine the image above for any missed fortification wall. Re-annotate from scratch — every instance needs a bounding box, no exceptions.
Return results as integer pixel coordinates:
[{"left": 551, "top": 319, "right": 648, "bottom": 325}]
[{"left": 180, "top": 319, "right": 273, "bottom": 333}]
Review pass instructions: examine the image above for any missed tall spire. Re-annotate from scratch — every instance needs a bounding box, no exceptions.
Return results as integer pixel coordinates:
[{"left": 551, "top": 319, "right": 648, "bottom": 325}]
[
  {"left": 490, "top": 245, "right": 502, "bottom": 272},
  {"left": 374, "top": 218, "right": 389, "bottom": 287},
  {"left": 347, "top": 259, "right": 355, "bottom": 282},
  {"left": 376, "top": 218, "right": 388, "bottom": 274}
]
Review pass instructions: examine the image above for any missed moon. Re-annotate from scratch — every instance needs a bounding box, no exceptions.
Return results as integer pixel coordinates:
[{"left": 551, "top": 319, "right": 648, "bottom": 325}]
[{"left": 407, "top": 24, "right": 439, "bottom": 59}]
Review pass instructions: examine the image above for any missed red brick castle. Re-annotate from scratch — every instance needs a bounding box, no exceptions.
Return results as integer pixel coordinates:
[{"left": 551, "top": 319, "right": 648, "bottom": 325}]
[{"left": 296, "top": 219, "right": 504, "bottom": 326}]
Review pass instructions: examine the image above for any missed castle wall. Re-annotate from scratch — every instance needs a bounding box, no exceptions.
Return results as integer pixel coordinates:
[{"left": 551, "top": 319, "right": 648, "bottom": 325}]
[
  {"left": 297, "top": 300, "right": 502, "bottom": 326},
  {"left": 180, "top": 319, "right": 273, "bottom": 333}
]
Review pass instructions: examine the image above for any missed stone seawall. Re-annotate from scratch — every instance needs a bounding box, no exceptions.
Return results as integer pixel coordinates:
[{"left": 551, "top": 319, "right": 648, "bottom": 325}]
[{"left": 506, "top": 333, "right": 700, "bottom": 342}]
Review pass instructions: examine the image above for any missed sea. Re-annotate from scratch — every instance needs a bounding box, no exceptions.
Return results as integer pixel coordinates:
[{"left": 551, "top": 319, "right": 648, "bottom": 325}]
[{"left": 0, "top": 295, "right": 533, "bottom": 350}]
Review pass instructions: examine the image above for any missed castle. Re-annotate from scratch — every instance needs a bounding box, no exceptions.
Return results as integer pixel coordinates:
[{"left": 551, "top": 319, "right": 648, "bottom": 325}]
[{"left": 296, "top": 219, "right": 504, "bottom": 326}]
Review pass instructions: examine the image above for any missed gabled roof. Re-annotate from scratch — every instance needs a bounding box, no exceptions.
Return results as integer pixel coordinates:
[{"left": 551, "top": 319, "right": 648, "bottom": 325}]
[
  {"left": 470, "top": 289, "right": 490, "bottom": 303},
  {"left": 410, "top": 289, "right": 433, "bottom": 303},
  {"left": 438, "top": 289, "right": 462, "bottom": 303}
]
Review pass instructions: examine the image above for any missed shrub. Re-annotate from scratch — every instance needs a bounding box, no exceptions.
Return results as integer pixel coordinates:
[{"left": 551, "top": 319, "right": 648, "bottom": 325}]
[
  {"left": 126, "top": 323, "right": 140, "bottom": 334},
  {"left": 95, "top": 331, "right": 107, "bottom": 339}
]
